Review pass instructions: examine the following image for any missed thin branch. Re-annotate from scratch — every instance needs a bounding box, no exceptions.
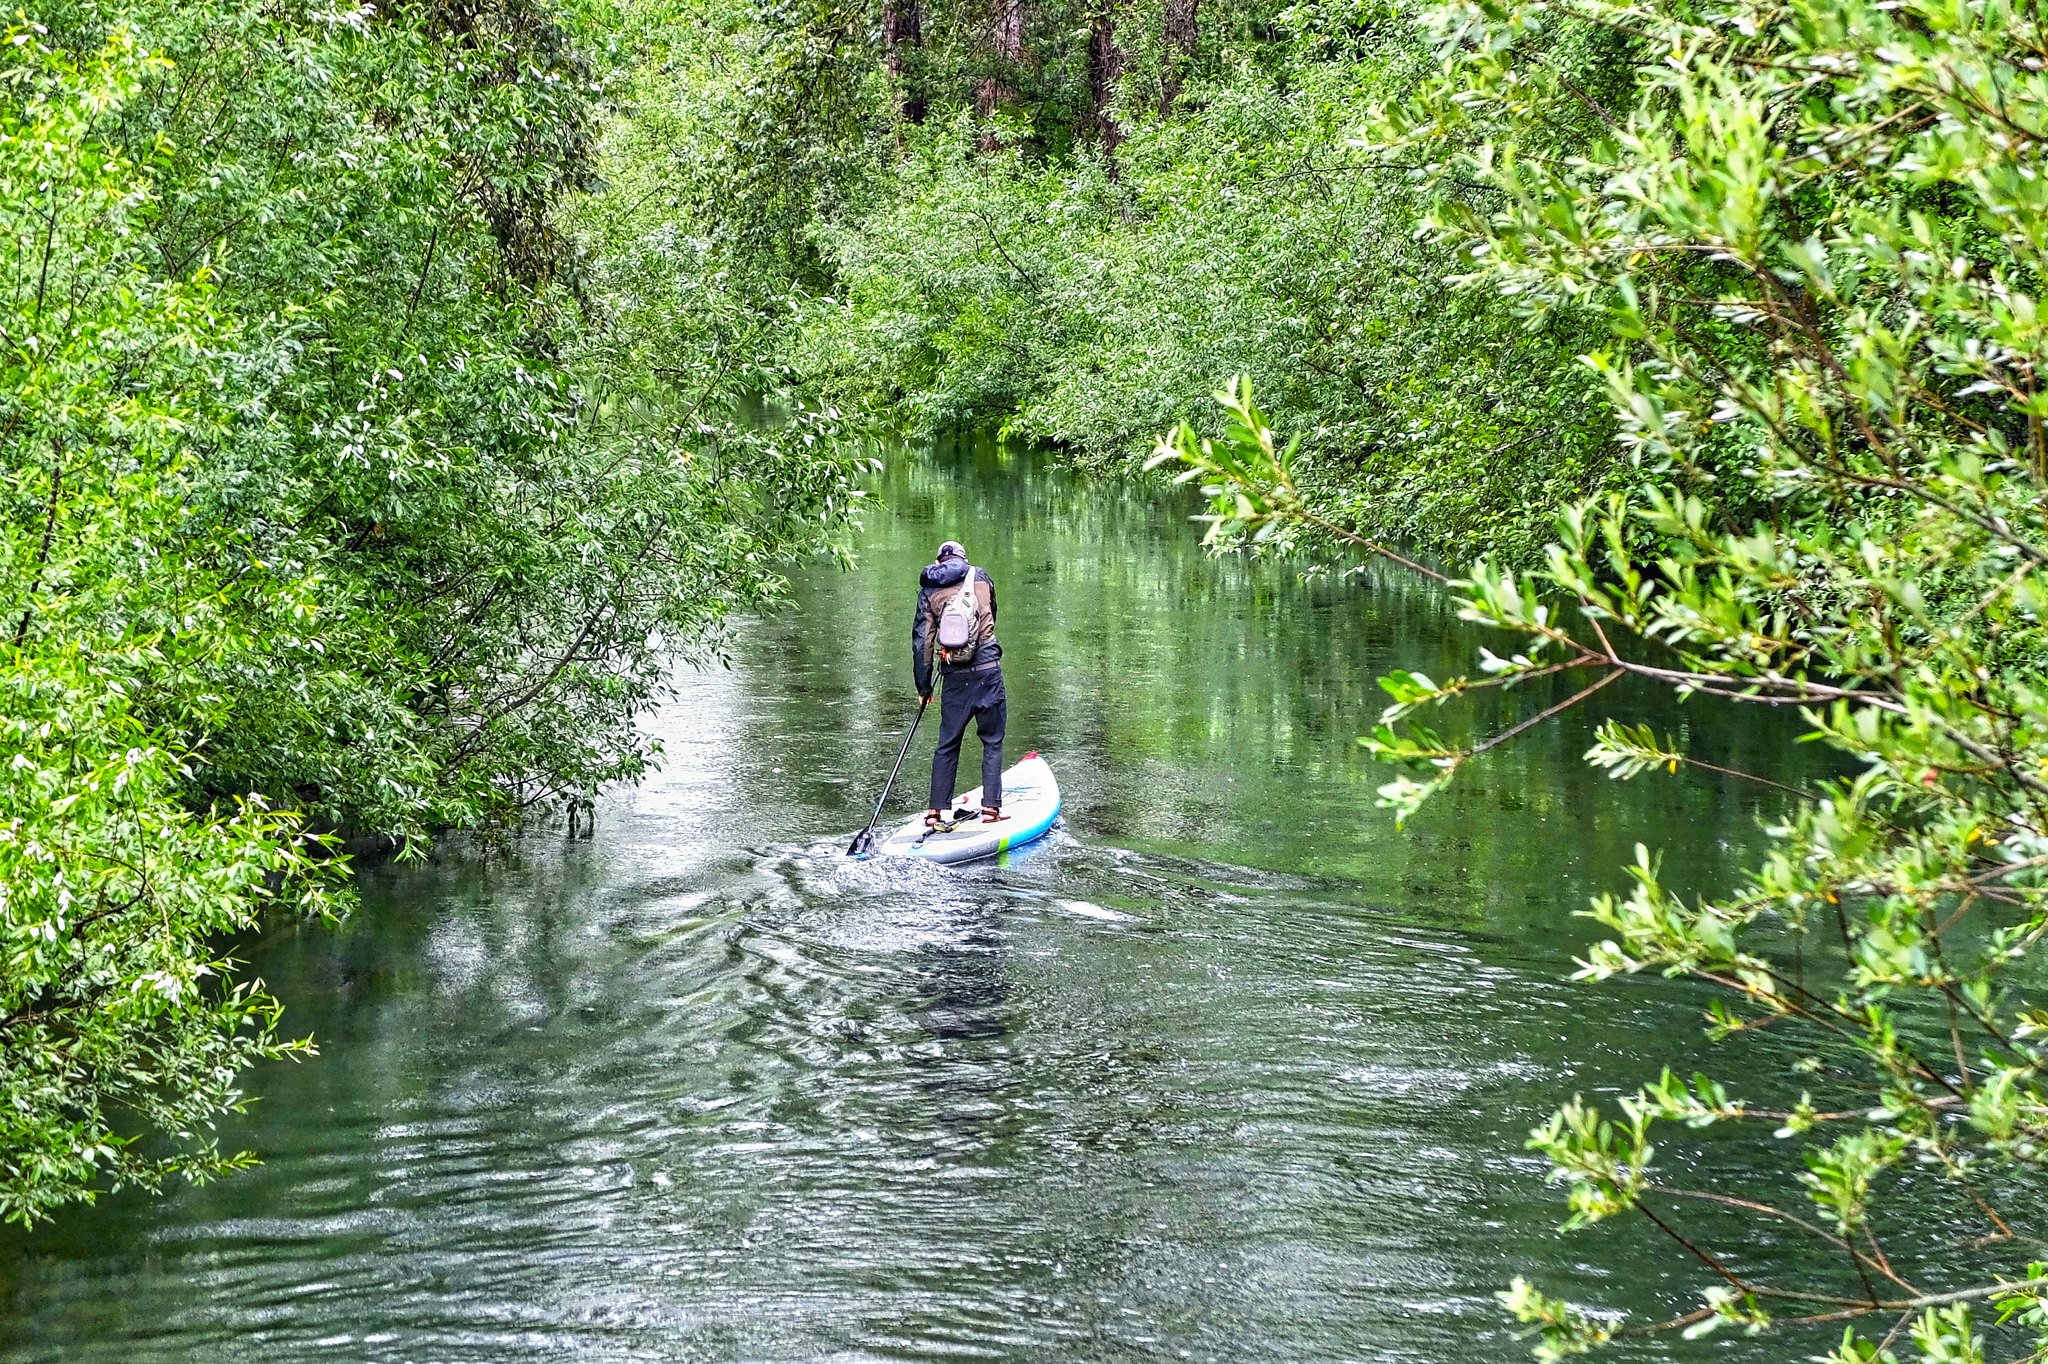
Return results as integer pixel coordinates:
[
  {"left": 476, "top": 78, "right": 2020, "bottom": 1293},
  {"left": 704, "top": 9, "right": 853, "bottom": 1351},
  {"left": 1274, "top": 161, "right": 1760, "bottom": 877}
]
[
  {"left": 1635, "top": 1198, "right": 1754, "bottom": 1293},
  {"left": 13, "top": 449, "right": 62, "bottom": 648},
  {"left": 1470, "top": 667, "right": 1623, "bottom": 756},
  {"left": 401, "top": 220, "right": 441, "bottom": 338},
  {"left": 1295, "top": 509, "right": 1454, "bottom": 582}
]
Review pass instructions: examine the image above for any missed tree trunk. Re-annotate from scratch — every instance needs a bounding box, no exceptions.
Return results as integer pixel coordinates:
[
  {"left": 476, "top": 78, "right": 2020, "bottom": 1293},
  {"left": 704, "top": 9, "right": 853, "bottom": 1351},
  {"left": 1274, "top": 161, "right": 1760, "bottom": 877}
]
[
  {"left": 1088, "top": 1, "right": 1125, "bottom": 168},
  {"left": 882, "top": 0, "right": 926, "bottom": 124},
  {"left": 1160, "top": 0, "right": 1198, "bottom": 115},
  {"left": 974, "top": 0, "right": 1024, "bottom": 142}
]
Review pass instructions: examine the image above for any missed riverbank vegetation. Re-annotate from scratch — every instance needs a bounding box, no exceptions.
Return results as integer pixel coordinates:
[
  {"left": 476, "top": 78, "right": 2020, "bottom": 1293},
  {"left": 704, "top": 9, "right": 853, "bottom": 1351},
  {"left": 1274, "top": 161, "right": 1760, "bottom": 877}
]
[
  {"left": 1, "top": 0, "right": 862, "bottom": 1224},
  {"left": 1152, "top": 1, "right": 2048, "bottom": 1360}
]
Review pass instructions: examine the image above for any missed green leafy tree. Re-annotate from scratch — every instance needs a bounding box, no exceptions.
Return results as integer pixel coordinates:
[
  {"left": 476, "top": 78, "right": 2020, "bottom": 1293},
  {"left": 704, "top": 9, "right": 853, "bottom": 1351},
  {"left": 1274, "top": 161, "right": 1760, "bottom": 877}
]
[
  {"left": 19, "top": 0, "right": 874, "bottom": 837},
  {"left": 1152, "top": 0, "right": 2048, "bottom": 1351},
  {"left": 0, "top": 29, "right": 337, "bottom": 1228},
  {"left": 0, "top": 0, "right": 872, "bottom": 1223}
]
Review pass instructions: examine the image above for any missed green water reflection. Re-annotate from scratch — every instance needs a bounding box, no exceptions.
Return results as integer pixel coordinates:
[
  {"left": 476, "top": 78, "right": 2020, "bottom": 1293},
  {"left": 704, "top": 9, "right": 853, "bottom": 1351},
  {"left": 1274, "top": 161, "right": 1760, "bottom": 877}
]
[{"left": 0, "top": 443, "right": 1860, "bottom": 1362}]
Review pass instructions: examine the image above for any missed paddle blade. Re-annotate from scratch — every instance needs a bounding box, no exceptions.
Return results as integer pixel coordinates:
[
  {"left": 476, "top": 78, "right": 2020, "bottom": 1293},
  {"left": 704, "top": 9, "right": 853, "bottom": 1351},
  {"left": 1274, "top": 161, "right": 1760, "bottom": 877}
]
[{"left": 848, "top": 827, "right": 877, "bottom": 858}]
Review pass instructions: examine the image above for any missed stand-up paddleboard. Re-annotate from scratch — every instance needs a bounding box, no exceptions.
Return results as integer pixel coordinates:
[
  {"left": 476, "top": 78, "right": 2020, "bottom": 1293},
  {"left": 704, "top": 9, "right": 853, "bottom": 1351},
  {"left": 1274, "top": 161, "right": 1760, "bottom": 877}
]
[{"left": 871, "top": 753, "right": 1060, "bottom": 864}]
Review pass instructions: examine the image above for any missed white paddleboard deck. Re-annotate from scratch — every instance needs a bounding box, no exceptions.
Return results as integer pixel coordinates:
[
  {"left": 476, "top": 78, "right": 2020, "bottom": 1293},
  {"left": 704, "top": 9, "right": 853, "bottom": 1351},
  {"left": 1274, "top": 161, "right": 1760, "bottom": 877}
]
[{"left": 872, "top": 753, "right": 1061, "bottom": 864}]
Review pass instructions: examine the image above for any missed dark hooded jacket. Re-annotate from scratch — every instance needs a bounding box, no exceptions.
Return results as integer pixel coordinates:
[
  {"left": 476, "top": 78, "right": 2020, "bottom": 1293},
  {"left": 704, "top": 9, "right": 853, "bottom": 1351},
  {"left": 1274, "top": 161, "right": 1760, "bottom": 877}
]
[{"left": 912, "top": 558, "right": 999, "bottom": 697}]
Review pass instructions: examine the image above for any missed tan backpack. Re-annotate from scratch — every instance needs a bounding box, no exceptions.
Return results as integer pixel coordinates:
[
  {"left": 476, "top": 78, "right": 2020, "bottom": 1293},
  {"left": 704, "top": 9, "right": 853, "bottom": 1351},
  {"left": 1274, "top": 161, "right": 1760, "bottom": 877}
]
[{"left": 935, "top": 565, "right": 984, "bottom": 666}]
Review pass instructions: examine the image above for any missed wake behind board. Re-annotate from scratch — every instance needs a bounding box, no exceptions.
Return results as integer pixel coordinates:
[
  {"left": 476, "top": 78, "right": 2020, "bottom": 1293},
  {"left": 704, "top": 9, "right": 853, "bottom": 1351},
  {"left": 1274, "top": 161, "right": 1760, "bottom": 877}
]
[{"left": 872, "top": 753, "right": 1060, "bottom": 864}]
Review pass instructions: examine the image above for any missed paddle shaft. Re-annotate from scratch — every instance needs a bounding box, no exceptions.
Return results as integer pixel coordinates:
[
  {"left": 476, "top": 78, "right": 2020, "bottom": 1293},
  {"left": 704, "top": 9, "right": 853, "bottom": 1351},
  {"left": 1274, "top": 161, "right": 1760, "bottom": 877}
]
[{"left": 857, "top": 698, "right": 928, "bottom": 843}]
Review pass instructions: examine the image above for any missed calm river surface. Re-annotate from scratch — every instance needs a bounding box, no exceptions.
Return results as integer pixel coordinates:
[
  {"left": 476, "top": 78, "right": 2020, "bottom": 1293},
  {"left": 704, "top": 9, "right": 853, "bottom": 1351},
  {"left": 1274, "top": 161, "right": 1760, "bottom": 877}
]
[{"left": 2, "top": 446, "right": 1836, "bottom": 1361}]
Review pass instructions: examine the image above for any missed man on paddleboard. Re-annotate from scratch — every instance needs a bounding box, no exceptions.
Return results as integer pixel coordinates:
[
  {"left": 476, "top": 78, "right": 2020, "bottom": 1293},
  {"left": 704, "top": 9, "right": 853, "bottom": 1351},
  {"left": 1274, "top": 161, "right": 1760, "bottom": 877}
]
[{"left": 913, "top": 540, "right": 1009, "bottom": 827}]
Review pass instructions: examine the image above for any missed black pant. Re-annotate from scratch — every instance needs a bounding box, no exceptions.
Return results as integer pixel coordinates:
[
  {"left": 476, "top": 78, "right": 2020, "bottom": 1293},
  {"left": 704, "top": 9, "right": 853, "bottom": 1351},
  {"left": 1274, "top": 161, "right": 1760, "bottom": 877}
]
[{"left": 930, "top": 665, "right": 1006, "bottom": 811}]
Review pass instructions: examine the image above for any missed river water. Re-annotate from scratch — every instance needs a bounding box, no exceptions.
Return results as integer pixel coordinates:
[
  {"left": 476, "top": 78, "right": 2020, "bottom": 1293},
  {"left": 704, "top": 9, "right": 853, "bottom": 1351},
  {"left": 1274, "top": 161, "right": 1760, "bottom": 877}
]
[{"left": 2, "top": 445, "right": 1833, "bottom": 1361}]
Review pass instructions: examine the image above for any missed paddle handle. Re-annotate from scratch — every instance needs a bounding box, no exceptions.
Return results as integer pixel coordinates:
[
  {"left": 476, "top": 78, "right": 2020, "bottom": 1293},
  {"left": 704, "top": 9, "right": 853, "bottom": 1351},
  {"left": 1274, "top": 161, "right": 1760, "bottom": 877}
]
[{"left": 861, "top": 697, "right": 928, "bottom": 838}]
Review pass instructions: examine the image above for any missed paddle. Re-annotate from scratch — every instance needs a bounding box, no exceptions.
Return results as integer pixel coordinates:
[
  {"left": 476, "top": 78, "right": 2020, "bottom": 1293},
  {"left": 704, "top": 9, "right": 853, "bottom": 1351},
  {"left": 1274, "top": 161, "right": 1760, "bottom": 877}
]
[{"left": 848, "top": 696, "right": 929, "bottom": 858}]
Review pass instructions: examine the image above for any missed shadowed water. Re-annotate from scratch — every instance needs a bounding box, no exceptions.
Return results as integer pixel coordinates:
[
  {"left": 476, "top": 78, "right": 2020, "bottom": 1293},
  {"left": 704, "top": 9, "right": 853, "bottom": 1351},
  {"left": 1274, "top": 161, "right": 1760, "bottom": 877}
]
[{"left": 0, "top": 443, "right": 1885, "bottom": 1361}]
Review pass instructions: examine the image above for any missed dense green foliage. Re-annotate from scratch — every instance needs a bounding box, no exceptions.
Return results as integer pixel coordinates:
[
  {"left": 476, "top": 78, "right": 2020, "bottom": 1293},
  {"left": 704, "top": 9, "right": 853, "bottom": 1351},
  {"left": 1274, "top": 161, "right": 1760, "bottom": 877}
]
[
  {"left": 0, "top": 31, "right": 330, "bottom": 1228},
  {"left": 1, "top": 0, "right": 862, "bottom": 1223},
  {"left": 802, "top": 29, "right": 1631, "bottom": 562},
  {"left": 605, "top": 0, "right": 1640, "bottom": 563},
  {"left": 1154, "top": 0, "right": 2048, "bottom": 1355}
]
